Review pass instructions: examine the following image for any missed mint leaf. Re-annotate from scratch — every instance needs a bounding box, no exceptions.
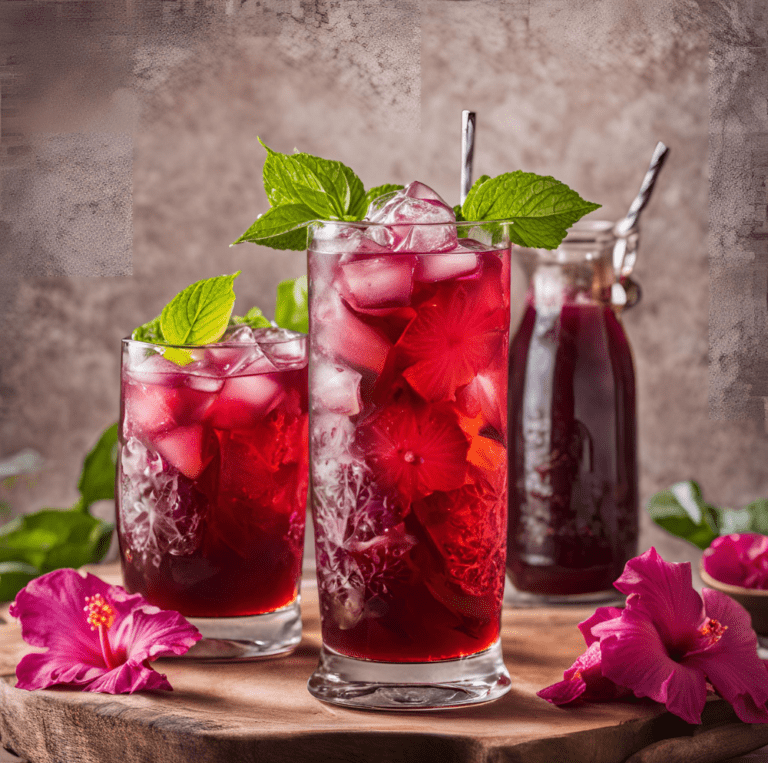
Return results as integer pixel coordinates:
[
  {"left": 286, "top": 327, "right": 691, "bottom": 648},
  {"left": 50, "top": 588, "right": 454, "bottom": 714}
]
[
  {"left": 363, "top": 184, "right": 404, "bottom": 211},
  {"left": 77, "top": 423, "right": 118, "bottom": 512},
  {"left": 0, "top": 562, "right": 37, "bottom": 602},
  {"left": 260, "top": 140, "right": 366, "bottom": 220},
  {"left": 160, "top": 272, "right": 240, "bottom": 347},
  {"left": 131, "top": 315, "right": 163, "bottom": 343},
  {"left": 230, "top": 306, "right": 272, "bottom": 331},
  {"left": 0, "top": 508, "right": 113, "bottom": 571},
  {"left": 274, "top": 275, "right": 309, "bottom": 333},
  {"left": 461, "top": 171, "right": 601, "bottom": 250},
  {"left": 646, "top": 481, "right": 719, "bottom": 550},
  {"left": 233, "top": 204, "right": 314, "bottom": 250}
]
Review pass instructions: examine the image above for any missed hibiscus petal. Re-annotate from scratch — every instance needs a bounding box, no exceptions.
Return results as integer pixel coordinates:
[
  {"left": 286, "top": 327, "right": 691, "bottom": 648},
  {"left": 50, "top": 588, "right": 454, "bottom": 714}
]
[
  {"left": 684, "top": 588, "right": 768, "bottom": 724},
  {"left": 15, "top": 651, "right": 107, "bottom": 691},
  {"left": 84, "top": 661, "right": 173, "bottom": 694},
  {"left": 538, "top": 641, "right": 630, "bottom": 706},
  {"left": 9, "top": 569, "right": 111, "bottom": 666},
  {"left": 113, "top": 607, "right": 201, "bottom": 663},
  {"left": 595, "top": 608, "right": 708, "bottom": 725},
  {"left": 614, "top": 547, "right": 705, "bottom": 648},
  {"left": 578, "top": 606, "right": 623, "bottom": 646}
]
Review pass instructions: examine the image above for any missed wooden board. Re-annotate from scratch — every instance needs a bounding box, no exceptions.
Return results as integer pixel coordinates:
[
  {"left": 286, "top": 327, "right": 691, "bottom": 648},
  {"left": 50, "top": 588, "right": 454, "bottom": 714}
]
[{"left": 0, "top": 565, "right": 762, "bottom": 763}]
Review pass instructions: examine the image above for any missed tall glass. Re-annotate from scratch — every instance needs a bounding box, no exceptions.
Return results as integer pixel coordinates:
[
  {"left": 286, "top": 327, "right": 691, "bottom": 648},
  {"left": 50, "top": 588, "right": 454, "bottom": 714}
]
[
  {"left": 307, "top": 219, "right": 512, "bottom": 709},
  {"left": 117, "top": 328, "right": 309, "bottom": 659},
  {"left": 506, "top": 221, "right": 638, "bottom": 604}
]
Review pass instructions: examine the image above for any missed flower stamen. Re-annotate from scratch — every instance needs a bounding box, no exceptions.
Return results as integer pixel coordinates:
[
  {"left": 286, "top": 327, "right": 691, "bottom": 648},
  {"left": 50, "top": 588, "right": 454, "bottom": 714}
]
[
  {"left": 85, "top": 594, "right": 120, "bottom": 670},
  {"left": 699, "top": 617, "right": 728, "bottom": 646}
]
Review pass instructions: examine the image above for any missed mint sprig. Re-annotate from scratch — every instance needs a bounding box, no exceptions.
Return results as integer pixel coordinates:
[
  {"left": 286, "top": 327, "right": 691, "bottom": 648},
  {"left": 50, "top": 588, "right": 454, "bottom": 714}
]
[
  {"left": 460, "top": 172, "right": 601, "bottom": 250},
  {"left": 161, "top": 272, "right": 240, "bottom": 346},
  {"left": 233, "top": 141, "right": 370, "bottom": 250},
  {"left": 229, "top": 306, "right": 271, "bottom": 331},
  {"left": 274, "top": 275, "right": 308, "bottom": 334}
]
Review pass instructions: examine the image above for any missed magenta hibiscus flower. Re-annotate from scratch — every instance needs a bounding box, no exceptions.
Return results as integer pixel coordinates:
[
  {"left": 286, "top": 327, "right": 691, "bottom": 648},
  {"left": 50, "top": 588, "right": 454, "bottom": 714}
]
[
  {"left": 702, "top": 533, "right": 768, "bottom": 590},
  {"left": 9, "top": 568, "right": 201, "bottom": 693},
  {"left": 538, "top": 548, "right": 768, "bottom": 724}
]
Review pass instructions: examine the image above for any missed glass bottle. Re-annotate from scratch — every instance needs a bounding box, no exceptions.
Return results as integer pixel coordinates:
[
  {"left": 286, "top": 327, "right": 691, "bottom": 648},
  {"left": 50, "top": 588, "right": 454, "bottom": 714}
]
[{"left": 506, "top": 221, "right": 639, "bottom": 603}]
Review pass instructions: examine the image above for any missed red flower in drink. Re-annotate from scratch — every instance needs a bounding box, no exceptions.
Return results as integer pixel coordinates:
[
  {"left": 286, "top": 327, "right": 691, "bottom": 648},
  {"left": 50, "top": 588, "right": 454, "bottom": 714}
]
[
  {"left": 356, "top": 401, "right": 470, "bottom": 504},
  {"left": 396, "top": 283, "right": 507, "bottom": 403},
  {"left": 9, "top": 569, "right": 200, "bottom": 694}
]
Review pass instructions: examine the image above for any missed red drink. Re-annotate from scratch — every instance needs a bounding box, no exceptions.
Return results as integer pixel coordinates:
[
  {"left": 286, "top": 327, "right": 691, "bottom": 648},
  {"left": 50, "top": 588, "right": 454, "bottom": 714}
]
[
  {"left": 506, "top": 289, "right": 638, "bottom": 597},
  {"left": 309, "top": 185, "right": 510, "bottom": 663},
  {"left": 117, "top": 328, "right": 308, "bottom": 619}
]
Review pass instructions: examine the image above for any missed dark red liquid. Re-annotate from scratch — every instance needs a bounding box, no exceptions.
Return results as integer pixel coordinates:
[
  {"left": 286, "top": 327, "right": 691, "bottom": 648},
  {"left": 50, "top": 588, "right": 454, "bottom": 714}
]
[
  {"left": 310, "top": 247, "right": 509, "bottom": 662},
  {"left": 118, "top": 355, "right": 308, "bottom": 618},
  {"left": 506, "top": 301, "right": 637, "bottom": 596}
]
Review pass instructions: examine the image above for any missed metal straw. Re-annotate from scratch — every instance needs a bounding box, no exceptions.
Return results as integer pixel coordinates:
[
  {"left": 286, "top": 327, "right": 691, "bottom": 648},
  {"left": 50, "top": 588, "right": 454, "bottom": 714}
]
[
  {"left": 613, "top": 141, "right": 670, "bottom": 277},
  {"left": 460, "top": 110, "right": 476, "bottom": 205}
]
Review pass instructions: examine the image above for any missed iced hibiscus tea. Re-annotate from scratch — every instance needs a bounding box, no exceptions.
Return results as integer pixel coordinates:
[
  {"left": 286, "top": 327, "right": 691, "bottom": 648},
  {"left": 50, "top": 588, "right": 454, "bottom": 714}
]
[
  {"left": 118, "top": 328, "right": 309, "bottom": 618},
  {"left": 309, "top": 183, "right": 510, "bottom": 663}
]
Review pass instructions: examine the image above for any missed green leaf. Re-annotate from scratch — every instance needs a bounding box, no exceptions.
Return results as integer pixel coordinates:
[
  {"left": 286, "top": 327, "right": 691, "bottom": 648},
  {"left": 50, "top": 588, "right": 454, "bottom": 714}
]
[
  {"left": 646, "top": 481, "right": 719, "bottom": 550},
  {"left": 461, "top": 171, "right": 601, "bottom": 250},
  {"left": 232, "top": 204, "right": 314, "bottom": 250},
  {"left": 0, "top": 508, "right": 113, "bottom": 571},
  {"left": 230, "top": 306, "right": 272, "bottom": 331},
  {"left": 714, "top": 499, "right": 768, "bottom": 535},
  {"left": 259, "top": 140, "right": 366, "bottom": 220},
  {"left": 274, "top": 275, "right": 309, "bottom": 333},
  {"left": 160, "top": 272, "right": 240, "bottom": 347},
  {"left": 0, "top": 561, "right": 38, "bottom": 602},
  {"left": 77, "top": 423, "right": 118, "bottom": 512},
  {"left": 363, "top": 184, "right": 404, "bottom": 211},
  {"left": 131, "top": 315, "right": 163, "bottom": 343}
]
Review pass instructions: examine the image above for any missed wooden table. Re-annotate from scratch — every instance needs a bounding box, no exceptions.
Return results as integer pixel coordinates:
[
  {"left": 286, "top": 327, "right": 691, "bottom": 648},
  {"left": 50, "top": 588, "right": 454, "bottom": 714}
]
[{"left": 1, "top": 565, "right": 768, "bottom": 763}]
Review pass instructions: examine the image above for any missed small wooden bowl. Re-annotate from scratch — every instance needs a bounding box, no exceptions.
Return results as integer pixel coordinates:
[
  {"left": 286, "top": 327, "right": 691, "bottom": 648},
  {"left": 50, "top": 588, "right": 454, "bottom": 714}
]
[{"left": 700, "top": 565, "right": 768, "bottom": 635}]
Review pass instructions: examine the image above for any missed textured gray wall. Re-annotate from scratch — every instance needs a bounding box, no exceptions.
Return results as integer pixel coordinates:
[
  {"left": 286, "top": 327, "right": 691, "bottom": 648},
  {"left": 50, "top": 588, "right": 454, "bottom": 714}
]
[{"left": 0, "top": 0, "right": 765, "bottom": 565}]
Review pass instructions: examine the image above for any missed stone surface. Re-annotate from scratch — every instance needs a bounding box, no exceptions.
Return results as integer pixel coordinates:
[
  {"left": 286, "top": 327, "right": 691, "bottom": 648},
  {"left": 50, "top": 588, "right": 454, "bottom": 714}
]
[{"left": 0, "top": 1, "right": 765, "bottom": 542}]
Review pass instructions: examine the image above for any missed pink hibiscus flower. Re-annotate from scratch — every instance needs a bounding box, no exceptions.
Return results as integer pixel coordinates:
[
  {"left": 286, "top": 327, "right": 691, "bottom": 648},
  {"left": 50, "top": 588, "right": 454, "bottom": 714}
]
[
  {"left": 9, "top": 568, "right": 201, "bottom": 693},
  {"left": 538, "top": 548, "right": 768, "bottom": 724},
  {"left": 702, "top": 533, "right": 768, "bottom": 590}
]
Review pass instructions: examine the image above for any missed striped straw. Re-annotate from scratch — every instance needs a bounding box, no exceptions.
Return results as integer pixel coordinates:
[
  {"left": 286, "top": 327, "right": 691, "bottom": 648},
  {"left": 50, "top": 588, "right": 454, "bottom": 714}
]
[
  {"left": 613, "top": 141, "right": 670, "bottom": 277},
  {"left": 614, "top": 141, "right": 670, "bottom": 237},
  {"left": 460, "top": 110, "right": 476, "bottom": 205}
]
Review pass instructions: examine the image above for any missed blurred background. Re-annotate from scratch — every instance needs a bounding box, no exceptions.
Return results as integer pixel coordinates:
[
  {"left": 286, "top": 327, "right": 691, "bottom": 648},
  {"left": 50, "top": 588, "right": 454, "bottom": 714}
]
[{"left": 0, "top": 0, "right": 765, "bottom": 565}]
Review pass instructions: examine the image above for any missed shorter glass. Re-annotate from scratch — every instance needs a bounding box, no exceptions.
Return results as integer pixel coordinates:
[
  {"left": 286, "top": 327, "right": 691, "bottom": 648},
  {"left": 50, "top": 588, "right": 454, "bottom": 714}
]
[{"left": 117, "top": 328, "right": 309, "bottom": 659}]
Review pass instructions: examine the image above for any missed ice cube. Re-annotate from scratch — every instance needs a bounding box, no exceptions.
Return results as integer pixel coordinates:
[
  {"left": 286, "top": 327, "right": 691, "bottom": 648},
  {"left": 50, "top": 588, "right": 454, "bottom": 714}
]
[
  {"left": 184, "top": 374, "right": 224, "bottom": 394},
  {"left": 313, "top": 362, "right": 362, "bottom": 415},
  {"left": 123, "top": 379, "right": 178, "bottom": 436},
  {"left": 415, "top": 251, "right": 480, "bottom": 283},
  {"left": 364, "top": 181, "right": 457, "bottom": 253},
  {"left": 337, "top": 256, "right": 414, "bottom": 310},
  {"left": 126, "top": 352, "right": 185, "bottom": 387},
  {"left": 204, "top": 341, "right": 274, "bottom": 377},
  {"left": 314, "top": 292, "right": 391, "bottom": 375},
  {"left": 254, "top": 327, "right": 307, "bottom": 370},
  {"left": 205, "top": 374, "right": 284, "bottom": 429},
  {"left": 310, "top": 222, "right": 389, "bottom": 256},
  {"left": 151, "top": 424, "right": 210, "bottom": 480},
  {"left": 222, "top": 325, "right": 256, "bottom": 343}
]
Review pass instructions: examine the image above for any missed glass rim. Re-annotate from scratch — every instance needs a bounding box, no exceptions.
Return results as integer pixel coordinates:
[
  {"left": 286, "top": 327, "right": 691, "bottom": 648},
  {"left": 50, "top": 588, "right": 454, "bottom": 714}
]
[
  {"left": 308, "top": 218, "right": 516, "bottom": 229},
  {"left": 122, "top": 331, "right": 307, "bottom": 350}
]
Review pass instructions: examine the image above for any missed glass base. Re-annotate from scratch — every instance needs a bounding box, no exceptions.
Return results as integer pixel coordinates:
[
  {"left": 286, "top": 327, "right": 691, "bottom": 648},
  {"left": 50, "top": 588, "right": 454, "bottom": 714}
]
[
  {"left": 504, "top": 577, "right": 625, "bottom": 608},
  {"left": 307, "top": 639, "right": 511, "bottom": 710},
  {"left": 180, "top": 598, "right": 302, "bottom": 661}
]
